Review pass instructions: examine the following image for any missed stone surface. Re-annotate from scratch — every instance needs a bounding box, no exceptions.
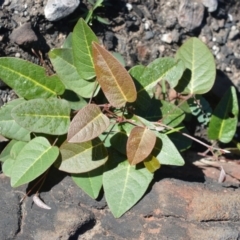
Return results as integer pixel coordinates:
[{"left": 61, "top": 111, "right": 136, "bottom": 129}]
[
  {"left": 201, "top": 0, "right": 218, "bottom": 12},
  {"left": 9, "top": 23, "right": 38, "bottom": 46},
  {"left": 178, "top": 0, "right": 205, "bottom": 31},
  {"left": 44, "top": 0, "right": 80, "bottom": 21}
]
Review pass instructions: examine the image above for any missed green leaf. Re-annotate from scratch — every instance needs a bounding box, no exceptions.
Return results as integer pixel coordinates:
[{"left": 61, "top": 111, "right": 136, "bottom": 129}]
[
  {"left": 103, "top": 160, "right": 153, "bottom": 218},
  {"left": 11, "top": 98, "right": 70, "bottom": 135},
  {"left": 175, "top": 37, "right": 216, "bottom": 94},
  {"left": 208, "top": 87, "right": 239, "bottom": 143},
  {"left": 0, "top": 58, "right": 65, "bottom": 99},
  {"left": 11, "top": 137, "right": 59, "bottom": 187},
  {"left": 67, "top": 104, "right": 110, "bottom": 143},
  {"left": 57, "top": 138, "right": 108, "bottom": 173},
  {"left": 61, "top": 89, "right": 87, "bottom": 110},
  {"left": 93, "top": 42, "right": 137, "bottom": 108},
  {"left": 153, "top": 132, "right": 185, "bottom": 166},
  {"left": 168, "top": 127, "right": 192, "bottom": 152},
  {"left": 159, "top": 100, "right": 185, "bottom": 127},
  {"left": 62, "top": 32, "right": 72, "bottom": 48},
  {"left": 49, "top": 48, "right": 98, "bottom": 98},
  {"left": 0, "top": 99, "right": 31, "bottom": 141},
  {"left": 2, "top": 141, "right": 27, "bottom": 177},
  {"left": 143, "top": 155, "right": 161, "bottom": 173},
  {"left": 72, "top": 165, "right": 104, "bottom": 199},
  {"left": 95, "top": 16, "right": 110, "bottom": 25},
  {"left": 72, "top": 18, "right": 99, "bottom": 80},
  {"left": 0, "top": 140, "right": 18, "bottom": 162},
  {"left": 129, "top": 57, "right": 185, "bottom": 109},
  {"left": 188, "top": 95, "right": 212, "bottom": 126}
]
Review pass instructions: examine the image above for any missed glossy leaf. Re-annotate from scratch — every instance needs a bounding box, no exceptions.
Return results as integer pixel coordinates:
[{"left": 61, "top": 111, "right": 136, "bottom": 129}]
[
  {"left": 72, "top": 18, "right": 99, "bottom": 80},
  {"left": 67, "top": 104, "right": 110, "bottom": 143},
  {"left": 0, "top": 99, "right": 31, "bottom": 141},
  {"left": 175, "top": 37, "right": 215, "bottom": 94},
  {"left": 0, "top": 58, "right": 65, "bottom": 99},
  {"left": 11, "top": 98, "right": 70, "bottom": 135},
  {"left": 127, "top": 127, "right": 156, "bottom": 165},
  {"left": 93, "top": 42, "right": 137, "bottom": 108},
  {"left": 143, "top": 155, "right": 161, "bottom": 173},
  {"left": 58, "top": 138, "right": 108, "bottom": 173},
  {"left": 208, "top": 87, "right": 239, "bottom": 143},
  {"left": 103, "top": 160, "right": 153, "bottom": 218},
  {"left": 11, "top": 137, "right": 59, "bottom": 187},
  {"left": 152, "top": 132, "right": 185, "bottom": 166},
  {"left": 49, "top": 48, "right": 98, "bottom": 98},
  {"left": 72, "top": 165, "right": 104, "bottom": 199}
]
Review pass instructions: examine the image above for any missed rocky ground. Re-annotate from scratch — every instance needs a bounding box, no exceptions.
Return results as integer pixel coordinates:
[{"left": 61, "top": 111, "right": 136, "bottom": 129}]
[{"left": 0, "top": 0, "right": 240, "bottom": 239}]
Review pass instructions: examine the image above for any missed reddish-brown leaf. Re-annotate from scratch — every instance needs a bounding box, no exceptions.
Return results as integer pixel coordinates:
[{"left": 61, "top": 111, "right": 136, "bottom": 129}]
[
  {"left": 127, "top": 127, "right": 156, "bottom": 165},
  {"left": 92, "top": 42, "right": 137, "bottom": 108},
  {"left": 67, "top": 104, "right": 110, "bottom": 143}
]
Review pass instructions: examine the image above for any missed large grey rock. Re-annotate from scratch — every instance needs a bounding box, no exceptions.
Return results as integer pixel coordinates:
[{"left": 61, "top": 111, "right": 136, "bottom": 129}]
[
  {"left": 201, "top": 0, "right": 218, "bottom": 12},
  {"left": 44, "top": 0, "right": 80, "bottom": 21},
  {"left": 9, "top": 23, "right": 38, "bottom": 46},
  {"left": 178, "top": 0, "right": 205, "bottom": 31}
]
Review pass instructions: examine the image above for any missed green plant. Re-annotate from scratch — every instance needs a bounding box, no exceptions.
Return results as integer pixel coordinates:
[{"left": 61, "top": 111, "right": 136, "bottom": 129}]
[
  {"left": 0, "top": 18, "right": 238, "bottom": 218},
  {"left": 85, "top": 0, "right": 110, "bottom": 25}
]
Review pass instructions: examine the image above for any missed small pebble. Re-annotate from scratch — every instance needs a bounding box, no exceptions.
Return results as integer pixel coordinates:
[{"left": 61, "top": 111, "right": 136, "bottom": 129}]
[
  {"left": 161, "top": 32, "right": 172, "bottom": 44},
  {"left": 126, "top": 3, "right": 133, "bottom": 11},
  {"left": 15, "top": 53, "right": 21, "bottom": 58}
]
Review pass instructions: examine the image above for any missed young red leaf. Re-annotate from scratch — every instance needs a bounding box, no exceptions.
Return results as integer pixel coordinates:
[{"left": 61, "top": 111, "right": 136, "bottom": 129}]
[
  {"left": 127, "top": 127, "right": 156, "bottom": 165},
  {"left": 92, "top": 42, "right": 137, "bottom": 108},
  {"left": 67, "top": 104, "right": 110, "bottom": 143}
]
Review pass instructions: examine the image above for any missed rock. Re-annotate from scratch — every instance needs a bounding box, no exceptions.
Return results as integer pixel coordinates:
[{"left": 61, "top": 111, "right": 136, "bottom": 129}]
[
  {"left": 233, "top": 58, "right": 240, "bottom": 70},
  {"left": 201, "top": 0, "right": 218, "bottom": 12},
  {"left": 161, "top": 32, "right": 173, "bottom": 44},
  {"left": 178, "top": 0, "right": 205, "bottom": 31},
  {"left": 0, "top": 168, "right": 98, "bottom": 239},
  {"left": 9, "top": 23, "right": 38, "bottom": 46},
  {"left": 44, "top": 0, "right": 80, "bottom": 21},
  {"left": 228, "top": 26, "right": 240, "bottom": 40},
  {"left": 89, "top": 178, "right": 240, "bottom": 239}
]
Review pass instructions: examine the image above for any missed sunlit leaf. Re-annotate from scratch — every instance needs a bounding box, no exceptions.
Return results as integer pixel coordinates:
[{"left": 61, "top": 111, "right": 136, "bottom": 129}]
[
  {"left": 72, "top": 18, "right": 99, "bottom": 80},
  {"left": 0, "top": 98, "right": 31, "bottom": 141},
  {"left": 175, "top": 37, "right": 216, "bottom": 94},
  {"left": 2, "top": 141, "right": 27, "bottom": 177},
  {"left": 11, "top": 137, "right": 59, "bottom": 187},
  {"left": 0, "top": 58, "right": 65, "bottom": 99},
  {"left": 143, "top": 155, "right": 161, "bottom": 173},
  {"left": 103, "top": 160, "right": 153, "bottom": 218},
  {"left": 57, "top": 138, "right": 108, "bottom": 173},
  {"left": 72, "top": 165, "right": 104, "bottom": 199},
  {"left": 11, "top": 98, "right": 71, "bottom": 135},
  {"left": 208, "top": 87, "right": 238, "bottom": 143},
  {"left": 67, "top": 104, "right": 110, "bottom": 143},
  {"left": 127, "top": 127, "right": 156, "bottom": 165},
  {"left": 93, "top": 42, "right": 137, "bottom": 108},
  {"left": 129, "top": 58, "right": 184, "bottom": 112},
  {"left": 49, "top": 48, "right": 98, "bottom": 98},
  {"left": 152, "top": 132, "right": 185, "bottom": 166}
]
